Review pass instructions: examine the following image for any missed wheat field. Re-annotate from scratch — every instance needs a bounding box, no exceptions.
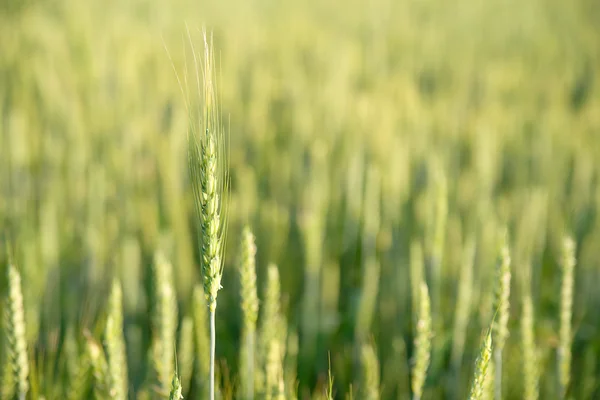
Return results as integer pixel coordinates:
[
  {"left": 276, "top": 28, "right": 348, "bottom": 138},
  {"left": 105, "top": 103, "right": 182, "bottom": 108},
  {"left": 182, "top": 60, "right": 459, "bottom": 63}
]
[{"left": 1, "top": 0, "right": 599, "bottom": 399}]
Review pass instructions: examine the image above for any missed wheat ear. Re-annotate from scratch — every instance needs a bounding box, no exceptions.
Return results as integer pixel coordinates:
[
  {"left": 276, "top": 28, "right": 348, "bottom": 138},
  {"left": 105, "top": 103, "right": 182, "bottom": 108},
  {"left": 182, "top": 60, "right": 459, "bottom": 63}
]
[
  {"left": 4, "top": 263, "right": 29, "bottom": 400},
  {"left": 492, "top": 229, "right": 511, "bottom": 400},
  {"left": 239, "top": 226, "right": 259, "bottom": 400},
  {"left": 104, "top": 279, "right": 128, "bottom": 400},
  {"left": 187, "top": 29, "right": 229, "bottom": 400},
  {"left": 412, "top": 281, "right": 432, "bottom": 400},
  {"left": 468, "top": 331, "right": 493, "bottom": 400},
  {"left": 559, "top": 236, "right": 575, "bottom": 399}
]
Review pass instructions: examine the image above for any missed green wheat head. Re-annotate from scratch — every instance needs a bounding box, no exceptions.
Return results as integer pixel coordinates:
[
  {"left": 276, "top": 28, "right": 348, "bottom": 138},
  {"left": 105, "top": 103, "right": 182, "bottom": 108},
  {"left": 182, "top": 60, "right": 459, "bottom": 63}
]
[
  {"left": 169, "top": 370, "right": 184, "bottom": 400},
  {"left": 492, "top": 229, "right": 511, "bottom": 353},
  {"left": 559, "top": 236, "right": 575, "bottom": 399},
  {"left": 412, "top": 281, "right": 432, "bottom": 400},
  {"left": 151, "top": 252, "right": 178, "bottom": 395},
  {"left": 187, "top": 30, "right": 229, "bottom": 313},
  {"left": 104, "top": 279, "right": 128, "bottom": 400},
  {"left": 468, "top": 331, "right": 493, "bottom": 400},
  {"left": 239, "top": 226, "right": 259, "bottom": 400},
  {"left": 3, "top": 263, "right": 29, "bottom": 400}
]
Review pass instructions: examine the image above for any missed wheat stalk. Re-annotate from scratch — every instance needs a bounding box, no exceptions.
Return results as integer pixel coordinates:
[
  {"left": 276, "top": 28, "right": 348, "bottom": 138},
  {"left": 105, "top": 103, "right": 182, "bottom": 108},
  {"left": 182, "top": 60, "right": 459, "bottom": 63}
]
[{"left": 192, "top": 284, "right": 210, "bottom": 394}]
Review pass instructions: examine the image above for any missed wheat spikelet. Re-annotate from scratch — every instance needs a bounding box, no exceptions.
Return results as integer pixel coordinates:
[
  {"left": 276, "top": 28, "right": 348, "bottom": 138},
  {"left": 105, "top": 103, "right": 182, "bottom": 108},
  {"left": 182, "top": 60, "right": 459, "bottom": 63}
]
[
  {"left": 412, "top": 282, "right": 432, "bottom": 400},
  {"left": 492, "top": 229, "right": 511, "bottom": 400},
  {"left": 468, "top": 331, "right": 493, "bottom": 400},
  {"left": 4, "top": 263, "right": 29, "bottom": 400},
  {"left": 521, "top": 294, "right": 538, "bottom": 400},
  {"left": 104, "top": 279, "right": 128, "bottom": 400},
  {"left": 169, "top": 370, "right": 184, "bottom": 400},
  {"left": 559, "top": 236, "right": 575, "bottom": 399},
  {"left": 239, "top": 226, "right": 259, "bottom": 400},
  {"left": 258, "top": 264, "right": 285, "bottom": 397},
  {"left": 151, "top": 252, "right": 178, "bottom": 395}
]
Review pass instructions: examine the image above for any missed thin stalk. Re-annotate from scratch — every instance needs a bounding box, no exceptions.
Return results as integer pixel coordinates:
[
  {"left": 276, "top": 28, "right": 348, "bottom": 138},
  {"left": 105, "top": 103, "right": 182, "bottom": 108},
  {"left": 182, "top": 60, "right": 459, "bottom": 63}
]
[{"left": 210, "top": 308, "right": 216, "bottom": 400}]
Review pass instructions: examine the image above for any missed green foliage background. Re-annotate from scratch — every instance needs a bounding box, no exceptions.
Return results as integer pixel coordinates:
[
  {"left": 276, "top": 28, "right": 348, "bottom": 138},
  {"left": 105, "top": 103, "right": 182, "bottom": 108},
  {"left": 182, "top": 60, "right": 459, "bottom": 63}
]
[{"left": 1, "top": 0, "right": 599, "bottom": 398}]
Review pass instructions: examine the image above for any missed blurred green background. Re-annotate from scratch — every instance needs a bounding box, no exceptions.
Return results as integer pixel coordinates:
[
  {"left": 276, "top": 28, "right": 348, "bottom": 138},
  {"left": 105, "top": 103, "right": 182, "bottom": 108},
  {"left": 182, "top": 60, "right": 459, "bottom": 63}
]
[{"left": 1, "top": 0, "right": 599, "bottom": 398}]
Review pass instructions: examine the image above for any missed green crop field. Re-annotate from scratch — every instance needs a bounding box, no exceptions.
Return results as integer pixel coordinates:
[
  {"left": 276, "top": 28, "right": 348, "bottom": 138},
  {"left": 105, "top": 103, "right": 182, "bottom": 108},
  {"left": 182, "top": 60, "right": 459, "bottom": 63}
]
[{"left": 1, "top": 0, "right": 599, "bottom": 399}]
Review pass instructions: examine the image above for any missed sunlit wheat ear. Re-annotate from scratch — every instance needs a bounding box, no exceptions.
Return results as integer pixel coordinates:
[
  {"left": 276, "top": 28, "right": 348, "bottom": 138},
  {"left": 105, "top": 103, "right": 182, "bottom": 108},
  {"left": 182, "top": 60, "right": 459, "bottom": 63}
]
[
  {"left": 492, "top": 228, "right": 511, "bottom": 400},
  {"left": 239, "top": 226, "right": 259, "bottom": 400},
  {"left": 468, "top": 331, "right": 493, "bottom": 400},
  {"left": 412, "top": 282, "right": 432, "bottom": 400},
  {"left": 187, "top": 29, "right": 229, "bottom": 314},
  {"left": 559, "top": 236, "right": 575, "bottom": 399},
  {"left": 521, "top": 294, "right": 539, "bottom": 400},
  {"left": 169, "top": 370, "right": 184, "bottom": 400},
  {"left": 152, "top": 252, "right": 178, "bottom": 395},
  {"left": 4, "top": 263, "right": 29, "bottom": 400},
  {"left": 104, "top": 279, "right": 128, "bottom": 400},
  {"left": 186, "top": 28, "right": 229, "bottom": 400},
  {"left": 360, "top": 343, "right": 380, "bottom": 400}
]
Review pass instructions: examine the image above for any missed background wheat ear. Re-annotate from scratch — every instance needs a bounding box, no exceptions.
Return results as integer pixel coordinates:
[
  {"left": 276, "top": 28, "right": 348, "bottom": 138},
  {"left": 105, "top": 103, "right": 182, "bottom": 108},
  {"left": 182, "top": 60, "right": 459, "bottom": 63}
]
[
  {"left": 559, "top": 236, "right": 575, "bottom": 399},
  {"left": 239, "top": 225, "right": 259, "bottom": 400},
  {"left": 151, "top": 251, "right": 178, "bottom": 396},
  {"left": 4, "top": 262, "right": 29, "bottom": 400},
  {"left": 468, "top": 330, "right": 493, "bottom": 400},
  {"left": 492, "top": 228, "right": 511, "bottom": 400},
  {"left": 412, "top": 281, "right": 432, "bottom": 400},
  {"left": 169, "top": 370, "right": 184, "bottom": 400},
  {"left": 104, "top": 279, "right": 128, "bottom": 400}
]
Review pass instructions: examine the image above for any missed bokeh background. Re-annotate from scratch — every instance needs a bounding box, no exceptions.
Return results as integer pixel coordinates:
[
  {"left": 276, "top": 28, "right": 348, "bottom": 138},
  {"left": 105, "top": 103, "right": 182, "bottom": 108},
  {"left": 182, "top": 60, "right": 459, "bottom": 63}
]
[{"left": 1, "top": 0, "right": 599, "bottom": 398}]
